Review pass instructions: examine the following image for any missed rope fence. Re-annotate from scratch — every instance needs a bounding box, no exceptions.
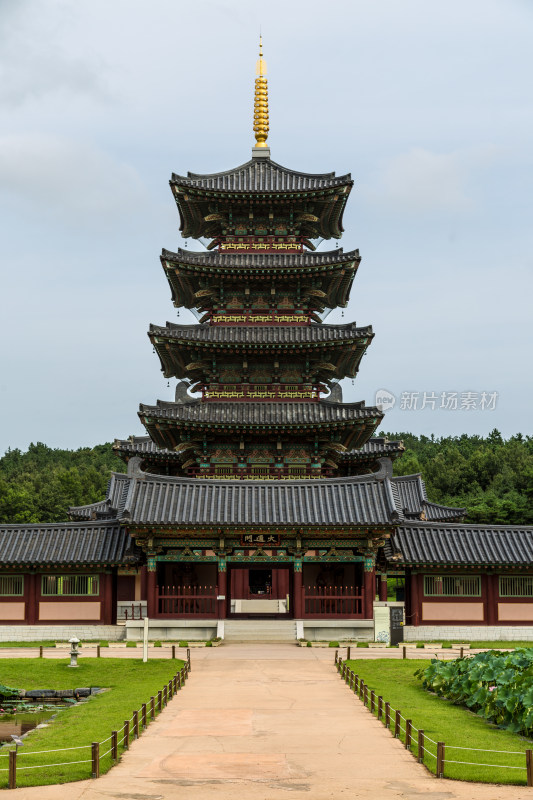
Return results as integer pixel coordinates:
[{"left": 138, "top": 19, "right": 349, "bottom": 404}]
[
  {"left": 2, "top": 659, "right": 190, "bottom": 789},
  {"left": 335, "top": 653, "right": 533, "bottom": 785}
]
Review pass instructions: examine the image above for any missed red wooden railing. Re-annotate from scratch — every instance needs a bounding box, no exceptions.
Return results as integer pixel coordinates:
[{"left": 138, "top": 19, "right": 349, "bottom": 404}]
[
  {"left": 157, "top": 585, "right": 218, "bottom": 617},
  {"left": 303, "top": 585, "right": 363, "bottom": 618}
]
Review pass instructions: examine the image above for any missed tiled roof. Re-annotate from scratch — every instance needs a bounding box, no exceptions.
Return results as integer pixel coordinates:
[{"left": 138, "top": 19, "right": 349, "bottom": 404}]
[
  {"left": 390, "top": 474, "right": 465, "bottom": 521},
  {"left": 170, "top": 159, "right": 352, "bottom": 193},
  {"left": 421, "top": 500, "right": 466, "bottom": 522},
  {"left": 139, "top": 399, "right": 381, "bottom": 426},
  {"left": 119, "top": 464, "right": 402, "bottom": 527},
  {"left": 344, "top": 438, "right": 405, "bottom": 461},
  {"left": 149, "top": 322, "right": 372, "bottom": 345},
  {"left": 69, "top": 473, "right": 130, "bottom": 521},
  {"left": 0, "top": 522, "right": 132, "bottom": 565},
  {"left": 389, "top": 524, "right": 533, "bottom": 565},
  {"left": 391, "top": 474, "right": 428, "bottom": 515},
  {"left": 161, "top": 247, "right": 360, "bottom": 268},
  {"left": 114, "top": 437, "right": 176, "bottom": 460}
]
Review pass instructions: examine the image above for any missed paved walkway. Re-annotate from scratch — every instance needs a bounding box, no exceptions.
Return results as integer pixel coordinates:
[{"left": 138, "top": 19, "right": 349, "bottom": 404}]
[{"left": 10, "top": 644, "right": 533, "bottom": 800}]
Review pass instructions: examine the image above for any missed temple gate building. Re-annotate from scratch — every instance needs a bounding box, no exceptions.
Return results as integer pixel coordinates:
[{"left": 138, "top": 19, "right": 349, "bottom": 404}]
[{"left": 1, "top": 41, "right": 532, "bottom": 642}]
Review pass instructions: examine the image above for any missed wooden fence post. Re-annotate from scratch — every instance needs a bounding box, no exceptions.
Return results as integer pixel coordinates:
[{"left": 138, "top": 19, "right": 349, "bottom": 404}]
[
  {"left": 111, "top": 730, "right": 118, "bottom": 760},
  {"left": 335, "top": 649, "right": 338, "bottom": 664},
  {"left": 168, "top": 679, "right": 173, "bottom": 699},
  {"left": 405, "top": 719, "right": 412, "bottom": 750},
  {"left": 370, "top": 690, "right": 375, "bottom": 713},
  {"left": 91, "top": 742, "right": 100, "bottom": 779},
  {"left": 364, "top": 685, "right": 368, "bottom": 707},
  {"left": 378, "top": 696, "right": 383, "bottom": 720},
  {"left": 150, "top": 696, "right": 155, "bottom": 720},
  {"left": 347, "top": 646, "right": 351, "bottom": 661},
  {"left": 97, "top": 644, "right": 101, "bottom": 658},
  {"left": 142, "top": 703, "right": 147, "bottom": 729},
  {"left": 123, "top": 720, "right": 130, "bottom": 750},
  {"left": 157, "top": 690, "right": 162, "bottom": 711},
  {"left": 460, "top": 647, "right": 464, "bottom": 659},
  {"left": 342, "top": 662, "right": 346, "bottom": 680},
  {"left": 402, "top": 646, "right": 406, "bottom": 659},
  {"left": 417, "top": 729, "right": 424, "bottom": 763},
  {"left": 354, "top": 675, "right": 359, "bottom": 693},
  {"left": 8, "top": 750, "right": 16, "bottom": 790},
  {"left": 359, "top": 679, "right": 364, "bottom": 700},
  {"left": 436, "top": 741, "right": 445, "bottom": 778},
  {"left": 526, "top": 750, "right": 533, "bottom": 787},
  {"left": 39, "top": 645, "right": 43, "bottom": 658},
  {"left": 394, "top": 710, "right": 401, "bottom": 738},
  {"left": 172, "top": 645, "right": 176, "bottom": 659},
  {"left": 385, "top": 702, "right": 390, "bottom": 728},
  {"left": 133, "top": 710, "right": 139, "bottom": 738},
  {"left": 173, "top": 675, "right": 177, "bottom": 693},
  {"left": 187, "top": 648, "right": 191, "bottom": 671}
]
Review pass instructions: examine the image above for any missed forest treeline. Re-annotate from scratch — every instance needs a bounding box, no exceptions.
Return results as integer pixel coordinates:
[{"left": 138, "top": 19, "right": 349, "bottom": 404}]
[
  {"left": 384, "top": 429, "right": 533, "bottom": 525},
  {"left": 0, "top": 430, "right": 532, "bottom": 525}
]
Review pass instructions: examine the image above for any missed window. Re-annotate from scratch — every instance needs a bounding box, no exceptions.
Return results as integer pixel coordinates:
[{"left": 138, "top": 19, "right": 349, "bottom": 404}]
[
  {"left": 424, "top": 575, "right": 481, "bottom": 597},
  {"left": 499, "top": 576, "right": 533, "bottom": 597},
  {"left": 41, "top": 575, "right": 99, "bottom": 596},
  {"left": 0, "top": 575, "right": 24, "bottom": 596}
]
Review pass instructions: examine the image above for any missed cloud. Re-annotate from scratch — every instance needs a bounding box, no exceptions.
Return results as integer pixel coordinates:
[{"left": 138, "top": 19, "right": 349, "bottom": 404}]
[
  {"left": 0, "top": 1, "right": 106, "bottom": 107},
  {"left": 366, "top": 148, "right": 476, "bottom": 213},
  {"left": 0, "top": 134, "right": 147, "bottom": 228}
]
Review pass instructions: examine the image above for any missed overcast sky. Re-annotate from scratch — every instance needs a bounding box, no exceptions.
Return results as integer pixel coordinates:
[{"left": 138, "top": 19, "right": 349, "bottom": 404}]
[{"left": 1, "top": 0, "right": 532, "bottom": 454}]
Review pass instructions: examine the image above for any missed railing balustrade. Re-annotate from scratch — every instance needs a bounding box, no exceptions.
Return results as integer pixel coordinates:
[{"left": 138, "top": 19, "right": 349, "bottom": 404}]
[
  {"left": 157, "top": 585, "right": 218, "bottom": 617},
  {"left": 303, "top": 585, "right": 363, "bottom": 617}
]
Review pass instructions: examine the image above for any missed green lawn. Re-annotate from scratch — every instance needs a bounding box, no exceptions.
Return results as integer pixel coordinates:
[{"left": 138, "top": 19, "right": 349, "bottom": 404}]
[
  {"left": 344, "top": 658, "right": 533, "bottom": 785},
  {"left": 0, "top": 658, "right": 185, "bottom": 787}
]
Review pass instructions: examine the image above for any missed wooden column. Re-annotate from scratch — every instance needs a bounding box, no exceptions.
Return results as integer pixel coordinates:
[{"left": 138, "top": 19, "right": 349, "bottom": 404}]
[
  {"left": 363, "top": 557, "right": 376, "bottom": 619},
  {"left": 379, "top": 573, "right": 388, "bottom": 602},
  {"left": 293, "top": 562, "right": 303, "bottom": 618},
  {"left": 217, "top": 560, "right": 227, "bottom": 619},
  {"left": 26, "top": 572, "right": 37, "bottom": 625},
  {"left": 146, "top": 561, "right": 157, "bottom": 618},
  {"left": 486, "top": 573, "right": 498, "bottom": 626},
  {"left": 102, "top": 572, "right": 114, "bottom": 624},
  {"left": 411, "top": 572, "right": 420, "bottom": 626}
]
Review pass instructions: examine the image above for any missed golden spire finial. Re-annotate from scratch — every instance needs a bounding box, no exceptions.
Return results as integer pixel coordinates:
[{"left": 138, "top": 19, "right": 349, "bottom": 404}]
[{"left": 253, "top": 35, "right": 269, "bottom": 149}]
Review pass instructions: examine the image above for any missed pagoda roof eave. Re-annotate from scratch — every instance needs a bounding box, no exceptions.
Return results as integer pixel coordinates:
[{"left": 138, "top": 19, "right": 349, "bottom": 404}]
[
  {"left": 161, "top": 247, "right": 361, "bottom": 269},
  {"left": 170, "top": 157, "right": 352, "bottom": 193},
  {"left": 148, "top": 322, "right": 373, "bottom": 381}
]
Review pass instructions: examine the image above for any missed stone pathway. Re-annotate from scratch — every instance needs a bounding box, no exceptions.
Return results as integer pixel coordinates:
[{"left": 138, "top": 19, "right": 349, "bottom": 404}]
[{"left": 10, "top": 644, "right": 533, "bottom": 799}]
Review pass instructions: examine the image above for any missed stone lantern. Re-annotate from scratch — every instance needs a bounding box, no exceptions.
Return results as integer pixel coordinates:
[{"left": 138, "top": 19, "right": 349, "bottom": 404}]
[{"left": 68, "top": 636, "right": 80, "bottom": 668}]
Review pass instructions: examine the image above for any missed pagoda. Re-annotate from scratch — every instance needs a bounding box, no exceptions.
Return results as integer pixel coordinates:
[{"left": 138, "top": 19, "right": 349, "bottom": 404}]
[
  {"left": 128, "top": 40, "right": 383, "bottom": 483},
  {"left": 5, "top": 42, "right": 533, "bottom": 646}
]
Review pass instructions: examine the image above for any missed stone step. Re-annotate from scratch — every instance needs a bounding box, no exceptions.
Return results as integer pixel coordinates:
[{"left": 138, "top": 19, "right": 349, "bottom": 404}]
[{"left": 224, "top": 620, "right": 297, "bottom": 642}]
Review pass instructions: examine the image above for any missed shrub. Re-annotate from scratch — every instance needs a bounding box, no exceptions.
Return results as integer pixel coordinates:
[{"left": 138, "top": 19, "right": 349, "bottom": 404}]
[
  {"left": 205, "top": 641, "right": 212, "bottom": 647},
  {"left": 417, "top": 648, "right": 533, "bottom": 735},
  {"left": 179, "top": 640, "right": 189, "bottom": 648},
  {"left": 328, "top": 641, "right": 340, "bottom": 648},
  {"left": 306, "top": 641, "right": 312, "bottom": 647}
]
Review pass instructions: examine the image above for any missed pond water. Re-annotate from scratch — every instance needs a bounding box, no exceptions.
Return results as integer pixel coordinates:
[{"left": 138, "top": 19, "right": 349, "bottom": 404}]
[{"left": 0, "top": 710, "right": 55, "bottom": 744}]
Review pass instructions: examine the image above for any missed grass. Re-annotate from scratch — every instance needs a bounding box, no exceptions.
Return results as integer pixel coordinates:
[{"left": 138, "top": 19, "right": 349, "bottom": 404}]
[
  {"left": 344, "top": 659, "right": 533, "bottom": 785},
  {"left": 0, "top": 641, "right": 111, "bottom": 648},
  {"left": 0, "top": 657, "right": 185, "bottom": 787}
]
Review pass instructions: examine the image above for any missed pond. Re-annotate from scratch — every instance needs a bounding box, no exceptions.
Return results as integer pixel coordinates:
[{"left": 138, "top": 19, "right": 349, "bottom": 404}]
[{"left": 0, "top": 709, "right": 56, "bottom": 744}]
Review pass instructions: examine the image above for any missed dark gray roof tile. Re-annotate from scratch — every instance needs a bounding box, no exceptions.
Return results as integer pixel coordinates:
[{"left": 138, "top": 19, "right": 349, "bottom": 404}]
[
  {"left": 149, "top": 321, "right": 372, "bottom": 345},
  {"left": 139, "top": 400, "right": 381, "bottom": 425},
  {"left": 161, "top": 247, "right": 360, "bottom": 268},
  {"left": 171, "top": 159, "right": 352, "bottom": 193},
  {"left": 0, "top": 522, "right": 131, "bottom": 565},
  {"left": 390, "top": 524, "right": 533, "bottom": 565}
]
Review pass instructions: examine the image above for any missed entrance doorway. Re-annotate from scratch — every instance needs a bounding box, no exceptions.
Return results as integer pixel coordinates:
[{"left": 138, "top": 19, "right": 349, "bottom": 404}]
[{"left": 229, "top": 566, "right": 292, "bottom": 617}]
